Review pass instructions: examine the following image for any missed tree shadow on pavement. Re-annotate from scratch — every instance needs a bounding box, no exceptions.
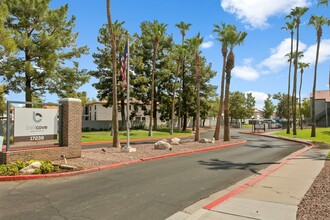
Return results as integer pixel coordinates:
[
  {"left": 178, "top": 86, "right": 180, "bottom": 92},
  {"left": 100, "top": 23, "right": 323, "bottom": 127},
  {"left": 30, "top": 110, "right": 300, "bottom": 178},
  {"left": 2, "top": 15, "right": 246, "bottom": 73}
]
[{"left": 198, "top": 159, "right": 279, "bottom": 175}]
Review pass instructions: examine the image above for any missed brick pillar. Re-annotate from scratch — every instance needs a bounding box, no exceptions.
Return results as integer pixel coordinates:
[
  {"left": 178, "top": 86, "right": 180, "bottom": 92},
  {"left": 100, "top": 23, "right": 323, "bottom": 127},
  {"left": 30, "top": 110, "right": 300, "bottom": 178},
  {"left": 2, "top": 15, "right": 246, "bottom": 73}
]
[{"left": 59, "top": 98, "right": 82, "bottom": 149}]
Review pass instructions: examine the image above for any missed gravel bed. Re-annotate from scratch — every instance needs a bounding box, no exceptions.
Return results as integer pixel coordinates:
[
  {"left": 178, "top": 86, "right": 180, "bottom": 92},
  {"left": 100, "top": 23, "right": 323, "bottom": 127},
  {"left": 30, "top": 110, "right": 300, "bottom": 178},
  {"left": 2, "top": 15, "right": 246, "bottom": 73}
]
[
  {"left": 297, "top": 160, "right": 330, "bottom": 220},
  {"left": 52, "top": 139, "right": 242, "bottom": 169}
]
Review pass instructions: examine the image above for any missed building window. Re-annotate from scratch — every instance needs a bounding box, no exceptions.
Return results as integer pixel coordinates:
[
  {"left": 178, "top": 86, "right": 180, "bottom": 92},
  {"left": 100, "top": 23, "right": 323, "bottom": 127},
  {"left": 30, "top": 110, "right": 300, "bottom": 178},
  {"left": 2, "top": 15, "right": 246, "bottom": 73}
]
[
  {"left": 118, "top": 106, "right": 121, "bottom": 112},
  {"left": 94, "top": 105, "right": 97, "bottom": 110},
  {"left": 142, "top": 117, "right": 146, "bottom": 121},
  {"left": 142, "top": 105, "right": 146, "bottom": 110},
  {"left": 129, "top": 105, "right": 132, "bottom": 111}
]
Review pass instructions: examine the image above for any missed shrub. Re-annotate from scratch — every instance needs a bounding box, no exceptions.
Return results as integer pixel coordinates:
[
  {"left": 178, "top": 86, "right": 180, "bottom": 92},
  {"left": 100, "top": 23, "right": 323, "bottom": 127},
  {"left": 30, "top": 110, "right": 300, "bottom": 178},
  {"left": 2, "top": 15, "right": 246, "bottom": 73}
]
[{"left": 0, "top": 160, "right": 59, "bottom": 176}]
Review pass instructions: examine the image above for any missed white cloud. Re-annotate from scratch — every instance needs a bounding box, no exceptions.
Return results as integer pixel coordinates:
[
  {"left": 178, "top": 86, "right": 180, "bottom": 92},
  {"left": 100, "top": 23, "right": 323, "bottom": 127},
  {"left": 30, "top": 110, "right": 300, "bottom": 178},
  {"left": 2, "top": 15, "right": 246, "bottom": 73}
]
[
  {"left": 301, "top": 39, "right": 330, "bottom": 64},
  {"left": 221, "top": 0, "right": 311, "bottom": 29},
  {"left": 232, "top": 58, "right": 260, "bottom": 81},
  {"left": 244, "top": 91, "right": 268, "bottom": 110},
  {"left": 200, "top": 41, "right": 214, "bottom": 49},
  {"left": 258, "top": 38, "right": 307, "bottom": 72}
]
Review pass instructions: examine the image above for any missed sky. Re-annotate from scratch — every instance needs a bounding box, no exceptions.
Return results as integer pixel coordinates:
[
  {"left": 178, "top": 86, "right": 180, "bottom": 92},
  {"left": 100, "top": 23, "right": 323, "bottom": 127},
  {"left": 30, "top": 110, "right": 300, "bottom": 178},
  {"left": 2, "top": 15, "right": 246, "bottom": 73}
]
[{"left": 5, "top": 0, "right": 330, "bottom": 109}]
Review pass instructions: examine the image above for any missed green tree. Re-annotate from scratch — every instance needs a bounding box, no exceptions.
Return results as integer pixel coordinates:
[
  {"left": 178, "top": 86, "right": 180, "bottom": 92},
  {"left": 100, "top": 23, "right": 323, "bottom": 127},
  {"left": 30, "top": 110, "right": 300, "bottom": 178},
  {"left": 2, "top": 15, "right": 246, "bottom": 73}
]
[
  {"left": 130, "top": 21, "right": 173, "bottom": 133},
  {"left": 213, "top": 23, "right": 233, "bottom": 140},
  {"left": 106, "top": 0, "right": 120, "bottom": 147},
  {"left": 301, "top": 98, "right": 310, "bottom": 119},
  {"left": 245, "top": 92, "right": 256, "bottom": 119},
  {"left": 298, "top": 62, "right": 309, "bottom": 129},
  {"left": 263, "top": 94, "right": 275, "bottom": 119},
  {"left": 91, "top": 21, "right": 130, "bottom": 129},
  {"left": 186, "top": 33, "right": 203, "bottom": 141},
  {"left": 229, "top": 91, "right": 246, "bottom": 122},
  {"left": 309, "top": 15, "right": 330, "bottom": 137},
  {"left": 148, "top": 21, "right": 168, "bottom": 136},
  {"left": 0, "top": 1, "right": 16, "bottom": 56},
  {"left": 282, "top": 20, "right": 295, "bottom": 134},
  {"left": 175, "top": 21, "right": 191, "bottom": 131},
  {"left": 0, "top": 85, "right": 6, "bottom": 117},
  {"left": 223, "top": 26, "right": 247, "bottom": 141},
  {"left": 273, "top": 92, "right": 291, "bottom": 119},
  {"left": 1, "top": 0, "right": 89, "bottom": 107},
  {"left": 287, "top": 6, "right": 309, "bottom": 135}
]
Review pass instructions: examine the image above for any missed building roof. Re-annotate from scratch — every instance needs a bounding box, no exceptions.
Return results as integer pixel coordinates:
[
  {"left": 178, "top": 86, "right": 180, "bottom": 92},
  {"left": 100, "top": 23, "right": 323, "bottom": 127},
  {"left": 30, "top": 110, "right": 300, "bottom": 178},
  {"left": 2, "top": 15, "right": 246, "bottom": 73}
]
[
  {"left": 84, "top": 98, "right": 146, "bottom": 106},
  {"left": 311, "top": 90, "right": 330, "bottom": 102}
]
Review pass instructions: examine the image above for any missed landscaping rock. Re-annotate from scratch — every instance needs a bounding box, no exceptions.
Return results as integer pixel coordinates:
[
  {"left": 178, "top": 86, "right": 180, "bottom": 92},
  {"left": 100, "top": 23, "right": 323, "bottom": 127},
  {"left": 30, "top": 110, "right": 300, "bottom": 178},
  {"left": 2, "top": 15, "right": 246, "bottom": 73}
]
[
  {"left": 60, "top": 164, "right": 77, "bottom": 170},
  {"left": 154, "top": 140, "right": 172, "bottom": 150},
  {"left": 19, "top": 161, "right": 42, "bottom": 174},
  {"left": 121, "top": 146, "right": 137, "bottom": 153},
  {"left": 170, "top": 138, "right": 181, "bottom": 145},
  {"left": 199, "top": 138, "right": 215, "bottom": 144}
]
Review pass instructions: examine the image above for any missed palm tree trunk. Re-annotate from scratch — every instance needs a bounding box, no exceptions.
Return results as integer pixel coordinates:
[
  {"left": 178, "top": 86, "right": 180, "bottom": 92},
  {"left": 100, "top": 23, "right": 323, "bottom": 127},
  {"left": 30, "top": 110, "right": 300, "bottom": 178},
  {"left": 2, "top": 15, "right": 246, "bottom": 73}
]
[
  {"left": 195, "top": 55, "right": 201, "bottom": 142},
  {"left": 292, "top": 23, "right": 300, "bottom": 136},
  {"left": 214, "top": 44, "right": 227, "bottom": 140},
  {"left": 170, "top": 65, "right": 180, "bottom": 135},
  {"left": 106, "top": 0, "right": 120, "bottom": 147},
  {"left": 286, "top": 32, "right": 294, "bottom": 134},
  {"left": 223, "top": 72, "right": 231, "bottom": 141},
  {"left": 311, "top": 37, "right": 321, "bottom": 137},
  {"left": 299, "top": 71, "right": 303, "bottom": 130},
  {"left": 149, "top": 42, "right": 158, "bottom": 136}
]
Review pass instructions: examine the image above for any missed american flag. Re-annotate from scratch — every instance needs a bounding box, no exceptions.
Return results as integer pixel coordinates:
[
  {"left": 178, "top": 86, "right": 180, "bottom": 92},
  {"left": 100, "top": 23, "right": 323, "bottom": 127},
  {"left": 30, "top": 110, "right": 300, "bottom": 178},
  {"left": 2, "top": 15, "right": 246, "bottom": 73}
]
[{"left": 120, "top": 41, "right": 128, "bottom": 91}]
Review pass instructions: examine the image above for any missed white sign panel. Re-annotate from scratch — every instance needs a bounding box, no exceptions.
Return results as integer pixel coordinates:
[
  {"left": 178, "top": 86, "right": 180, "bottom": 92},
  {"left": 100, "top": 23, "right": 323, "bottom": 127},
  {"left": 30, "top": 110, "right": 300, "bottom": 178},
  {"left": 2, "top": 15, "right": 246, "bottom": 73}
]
[
  {"left": 0, "top": 136, "right": 3, "bottom": 152},
  {"left": 14, "top": 108, "right": 58, "bottom": 142}
]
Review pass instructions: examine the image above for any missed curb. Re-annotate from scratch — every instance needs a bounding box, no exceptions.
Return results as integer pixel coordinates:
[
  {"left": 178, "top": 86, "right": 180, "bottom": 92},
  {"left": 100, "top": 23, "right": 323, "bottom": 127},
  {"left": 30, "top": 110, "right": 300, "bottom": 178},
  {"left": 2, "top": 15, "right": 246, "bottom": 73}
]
[
  {"left": 203, "top": 133, "right": 314, "bottom": 210},
  {"left": 0, "top": 140, "right": 246, "bottom": 181}
]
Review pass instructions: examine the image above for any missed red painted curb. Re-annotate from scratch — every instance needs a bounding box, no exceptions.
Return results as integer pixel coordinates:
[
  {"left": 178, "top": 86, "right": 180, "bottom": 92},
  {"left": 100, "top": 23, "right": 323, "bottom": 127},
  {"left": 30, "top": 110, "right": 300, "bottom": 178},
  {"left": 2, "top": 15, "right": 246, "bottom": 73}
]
[
  {"left": 0, "top": 140, "right": 246, "bottom": 181},
  {"left": 203, "top": 137, "right": 314, "bottom": 210}
]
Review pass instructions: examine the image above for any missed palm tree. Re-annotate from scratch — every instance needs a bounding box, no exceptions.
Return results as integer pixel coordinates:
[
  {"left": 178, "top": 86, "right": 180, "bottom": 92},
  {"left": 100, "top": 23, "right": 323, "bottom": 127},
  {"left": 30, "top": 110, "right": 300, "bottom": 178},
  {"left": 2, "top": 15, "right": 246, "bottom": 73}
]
[
  {"left": 308, "top": 15, "right": 330, "bottom": 137},
  {"left": 282, "top": 20, "right": 295, "bottom": 134},
  {"left": 175, "top": 21, "right": 191, "bottom": 131},
  {"left": 170, "top": 45, "right": 185, "bottom": 135},
  {"left": 298, "top": 62, "right": 309, "bottom": 130},
  {"left": 223, "top": 27, "right": 247, "bottom": 141},
  {"left": 287, "top": 7, "right": 309, "bottom": 135},
  {"left": 213, "top": 23, "right": 233, "bottom": 140},
  {"left": 318, "top": 0, "right": 328, "bottom": 6},
  {"left": 148, "top": 20, "right": 167, "bottom": 137},
  {"left": 185, "top": 33, "right": 203, "bottom": 141},
  {"left": 106, "top": 0, "right": 120, "bottom": 147}
]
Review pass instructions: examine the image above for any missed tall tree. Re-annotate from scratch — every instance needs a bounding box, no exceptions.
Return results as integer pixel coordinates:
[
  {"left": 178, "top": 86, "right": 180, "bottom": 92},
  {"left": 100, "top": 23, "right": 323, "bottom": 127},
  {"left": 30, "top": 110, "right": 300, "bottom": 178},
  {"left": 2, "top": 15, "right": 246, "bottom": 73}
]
[
  {"left": 298, "top": 62, "right": 309, "bottom": 129},
  {"left": 263, "top": 94, "right": 275, "bottom": 119},
  {"left": 308, "top": 15, "right": 330, "bottom": 137},
  {"left": 273, "top": 93, "right": 292, "bottom": 119},
  {"left": 91, "top": 21, "right": 130, "bottom": 129},
  {"left": 106, "top": 0, "right": 120, "bottom": 147},
  {"left": 0, "top": 0, "right": 16, "bottom": 56},
  {"left": 175, "top": 21, "right": 191, "bottom": 131},
  {"left": 213, "top": 23, "right": 233, "bottom": 140},
  {"left": 282, "top": 20, "right": 295, "bottom": 134},
  {"left": 148, "top": 21, "right": 168, "bottom": 136},
  {"left": 287, "top": 6, "right": 308, "bottom": 135},
  {"left": 170, "top": 45, "right": 184, "bottom": 135},
  {"left": 223, "top": 26, "right": 247, "bottom": 141},
  {"left": 186, "top": 33, "right": 203, "bottom": 141},
  {"left": 245, "top": 92, "right": 256, "bottom": 119},
  {"left": 1, "top": 0, "right": 89, "bottom": 107}
]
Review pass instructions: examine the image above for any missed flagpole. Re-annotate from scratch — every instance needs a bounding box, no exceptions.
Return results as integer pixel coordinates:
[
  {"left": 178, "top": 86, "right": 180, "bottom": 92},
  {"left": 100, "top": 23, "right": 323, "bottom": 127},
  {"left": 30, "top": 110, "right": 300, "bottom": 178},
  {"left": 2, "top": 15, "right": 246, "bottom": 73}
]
[{"left": 126, "top": 36, "right": 130, "bottom": 148}]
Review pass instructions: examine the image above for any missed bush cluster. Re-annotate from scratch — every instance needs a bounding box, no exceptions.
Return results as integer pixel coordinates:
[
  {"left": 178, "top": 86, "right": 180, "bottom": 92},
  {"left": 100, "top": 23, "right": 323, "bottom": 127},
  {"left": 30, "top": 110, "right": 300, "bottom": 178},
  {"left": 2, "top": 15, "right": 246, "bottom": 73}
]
[{"left": 0, "top": 160, "right": 59, "bottom": 176}]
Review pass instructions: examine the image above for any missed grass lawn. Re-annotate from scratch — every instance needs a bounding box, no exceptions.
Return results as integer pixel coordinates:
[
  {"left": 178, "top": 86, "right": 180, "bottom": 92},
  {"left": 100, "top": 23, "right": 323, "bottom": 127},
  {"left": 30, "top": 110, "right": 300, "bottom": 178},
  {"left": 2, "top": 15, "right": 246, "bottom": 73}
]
[
  {"left": 82, "top": 129, "right": 192, "bottom": 143},
  {"left": 274, "top": 128, "right": 330, "bottom": 144}
]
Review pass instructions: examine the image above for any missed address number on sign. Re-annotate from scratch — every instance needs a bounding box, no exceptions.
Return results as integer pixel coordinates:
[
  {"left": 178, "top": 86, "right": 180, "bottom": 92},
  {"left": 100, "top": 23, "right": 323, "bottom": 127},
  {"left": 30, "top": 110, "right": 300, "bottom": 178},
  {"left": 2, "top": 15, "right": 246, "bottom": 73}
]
[{"left": 30, "top": 136, "right": 45, "bottom": 141}]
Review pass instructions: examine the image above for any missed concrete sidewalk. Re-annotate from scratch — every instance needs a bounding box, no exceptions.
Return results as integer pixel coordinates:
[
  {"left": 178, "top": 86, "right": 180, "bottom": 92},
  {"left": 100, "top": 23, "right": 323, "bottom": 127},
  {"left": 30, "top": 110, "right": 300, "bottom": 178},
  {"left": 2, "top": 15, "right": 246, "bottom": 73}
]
[{"left": 167, "top": 146, "right": 328, "bottom": 220}]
